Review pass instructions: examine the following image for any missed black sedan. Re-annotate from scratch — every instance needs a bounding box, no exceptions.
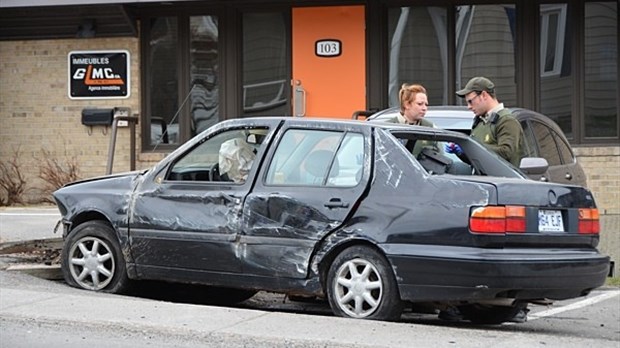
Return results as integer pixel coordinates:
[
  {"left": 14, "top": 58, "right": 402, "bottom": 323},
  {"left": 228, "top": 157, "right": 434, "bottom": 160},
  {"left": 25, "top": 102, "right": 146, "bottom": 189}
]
[{"left": 54, "top": 117, "right": 609, "bottom": 324}]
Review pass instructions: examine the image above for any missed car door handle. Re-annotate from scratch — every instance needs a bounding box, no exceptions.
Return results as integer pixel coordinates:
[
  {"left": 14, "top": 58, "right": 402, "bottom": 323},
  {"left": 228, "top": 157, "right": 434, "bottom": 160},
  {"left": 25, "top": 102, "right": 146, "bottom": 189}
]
[{"left": 324, "top": 198, "right": 349, "bottom": 208}]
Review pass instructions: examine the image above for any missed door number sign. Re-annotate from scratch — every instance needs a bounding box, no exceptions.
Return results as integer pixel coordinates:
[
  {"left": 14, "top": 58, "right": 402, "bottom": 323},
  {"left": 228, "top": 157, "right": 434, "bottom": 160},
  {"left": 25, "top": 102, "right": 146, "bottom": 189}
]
[{"left": 315, "top": 39, "right": 342, "bottom": 57}]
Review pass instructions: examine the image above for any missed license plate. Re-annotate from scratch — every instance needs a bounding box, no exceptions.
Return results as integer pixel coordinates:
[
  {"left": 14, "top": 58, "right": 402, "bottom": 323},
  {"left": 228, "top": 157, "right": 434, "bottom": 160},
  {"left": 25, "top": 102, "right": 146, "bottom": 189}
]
[{"left": 538, "top": 210, "right": 564, "bottom": 232}]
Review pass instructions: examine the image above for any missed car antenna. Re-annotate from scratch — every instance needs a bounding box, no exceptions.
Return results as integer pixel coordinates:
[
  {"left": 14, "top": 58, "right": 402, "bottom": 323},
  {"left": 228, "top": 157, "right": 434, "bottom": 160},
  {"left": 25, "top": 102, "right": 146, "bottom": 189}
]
[{"left": 152, "top": 84, "right": 197, "bottom": 152}]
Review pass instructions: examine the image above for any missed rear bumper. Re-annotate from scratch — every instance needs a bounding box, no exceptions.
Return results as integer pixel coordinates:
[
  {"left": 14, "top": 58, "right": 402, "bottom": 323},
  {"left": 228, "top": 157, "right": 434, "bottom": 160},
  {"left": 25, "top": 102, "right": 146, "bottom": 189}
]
[{"left": 381, "top": 244, "right": 610, "bottom": 302}]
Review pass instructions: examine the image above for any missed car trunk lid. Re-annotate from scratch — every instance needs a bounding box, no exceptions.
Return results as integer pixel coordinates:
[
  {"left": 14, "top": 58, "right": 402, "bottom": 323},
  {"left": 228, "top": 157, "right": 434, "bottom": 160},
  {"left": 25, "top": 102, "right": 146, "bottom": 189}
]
[{"left": 452, "top": 177, "right": 599, "bottom": 248}]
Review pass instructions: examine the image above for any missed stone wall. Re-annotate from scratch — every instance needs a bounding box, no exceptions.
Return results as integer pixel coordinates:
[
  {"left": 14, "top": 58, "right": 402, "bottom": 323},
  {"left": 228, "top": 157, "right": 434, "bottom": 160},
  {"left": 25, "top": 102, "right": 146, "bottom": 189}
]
[
  {"left": 574, "top": 146, "right": 620, "bottom": 277},
  {"left": 0, "top": 38, "right": 141, "bottom": 202}
]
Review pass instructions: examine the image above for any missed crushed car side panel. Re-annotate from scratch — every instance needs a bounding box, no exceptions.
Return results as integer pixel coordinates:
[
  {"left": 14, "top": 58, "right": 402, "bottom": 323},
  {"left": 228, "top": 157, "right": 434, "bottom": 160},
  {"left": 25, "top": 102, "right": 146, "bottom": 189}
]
[
  {"left": 53, "top": 172, "right": 143, "bottom": 275},
  {"left": 311, "top": 128, "right": 608, "bottom": 303},
  {"left": 240, "top": 120, "right": 373, "bottom": 280}
]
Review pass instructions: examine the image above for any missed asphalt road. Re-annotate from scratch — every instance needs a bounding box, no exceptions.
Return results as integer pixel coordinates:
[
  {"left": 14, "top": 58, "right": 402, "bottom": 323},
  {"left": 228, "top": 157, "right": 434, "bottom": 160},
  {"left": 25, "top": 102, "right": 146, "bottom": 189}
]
[
  {"left": 1, "top": 270, "right": 619, "bottom": 348},
  {"left": 0, "top": 205, "right": 61, "bottom": 243},
  {"left": 1, "top": 206, "right": 619, "bottom": 347}
]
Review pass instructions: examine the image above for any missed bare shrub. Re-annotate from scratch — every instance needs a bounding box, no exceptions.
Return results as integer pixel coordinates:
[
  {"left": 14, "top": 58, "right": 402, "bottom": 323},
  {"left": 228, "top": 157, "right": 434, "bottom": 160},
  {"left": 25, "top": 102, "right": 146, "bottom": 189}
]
[
  {"left": 0, "top": 148, "right": 28, "bottom": 206},
  {"left": 37, "top": 148, "right": 81, "bottom": 203}
]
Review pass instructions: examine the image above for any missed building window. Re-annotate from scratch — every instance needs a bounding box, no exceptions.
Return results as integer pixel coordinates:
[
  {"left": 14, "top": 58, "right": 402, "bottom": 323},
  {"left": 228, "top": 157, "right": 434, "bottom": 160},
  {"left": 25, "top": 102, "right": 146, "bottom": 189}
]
[
  {"left": 539, "top": 3, "right": 572, "bottom": 138},
  {"left": 242, "top": 12, "right": 289, "bottom": 116},
  {"left": 147, "top": 17, "right": 179, "bottom": 146},
  {"left": 387, "top": 6, "right": 448, "bottom": 106},
  {"left": 540, "top": 4, "right": 567, "bottom": 77},
  {"left": 584, "top": 1, "right": 618, "bottom": 139},
  {"left": 456, "top": 5, "right": 517, "bottom": 107},
  {"left": 143, "top": 14, "right": 220, "bottom": 148},
  {"left": 190, "top": 16, "right": 220, "bottom": 135}
]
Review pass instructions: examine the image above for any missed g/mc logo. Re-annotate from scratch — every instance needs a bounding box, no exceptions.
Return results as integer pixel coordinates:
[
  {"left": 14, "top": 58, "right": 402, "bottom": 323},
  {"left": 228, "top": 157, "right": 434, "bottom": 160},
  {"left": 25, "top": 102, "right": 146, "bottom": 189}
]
[
  {"left": 68, "top": 50, "right": 130, "bottom": 99},
  {"left": 72, "top": 65, "right": 125, "bottom": 85}
]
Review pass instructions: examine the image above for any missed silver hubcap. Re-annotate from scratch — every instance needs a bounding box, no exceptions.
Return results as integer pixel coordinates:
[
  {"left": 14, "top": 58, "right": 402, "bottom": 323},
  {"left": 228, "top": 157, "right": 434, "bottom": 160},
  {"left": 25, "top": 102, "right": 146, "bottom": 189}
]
[
  {"left": 68, "top": 236, "right": 114, "bottom": 290},
  {"left": 334, "top": 258, "right": 383, "bottom": 318}
]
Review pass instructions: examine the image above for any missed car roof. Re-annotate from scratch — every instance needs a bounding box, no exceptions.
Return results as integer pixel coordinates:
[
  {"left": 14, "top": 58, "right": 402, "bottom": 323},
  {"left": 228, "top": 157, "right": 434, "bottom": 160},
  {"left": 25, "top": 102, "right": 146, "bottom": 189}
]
[
  {"left": 368, "top": 106, "right": 474, "bottom": 130},
  {"left": 367, "top": 106, "right": 567, "bottom": 134},
  {"left": 219, "top": 115, "right": 469, "bottom": 137}
]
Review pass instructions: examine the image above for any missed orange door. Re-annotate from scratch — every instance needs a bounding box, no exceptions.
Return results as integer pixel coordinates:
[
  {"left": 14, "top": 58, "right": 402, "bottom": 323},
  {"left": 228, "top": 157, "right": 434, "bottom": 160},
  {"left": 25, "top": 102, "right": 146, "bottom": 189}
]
[{"left": 292, "top": 6, "right": 366, "bottom": 119}]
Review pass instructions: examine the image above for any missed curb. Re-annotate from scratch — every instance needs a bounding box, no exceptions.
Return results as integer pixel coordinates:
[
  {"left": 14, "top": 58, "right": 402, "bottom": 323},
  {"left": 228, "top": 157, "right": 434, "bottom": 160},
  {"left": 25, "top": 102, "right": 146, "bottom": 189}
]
[
  {"left": 0, "top": 237, "right": 63, "bottom": 280},
  {"left": 5, "top": 263, "right": 63, "bottom": 280},
  {"left": 0, "top": 237, "right": 63, "bottom": 253}
]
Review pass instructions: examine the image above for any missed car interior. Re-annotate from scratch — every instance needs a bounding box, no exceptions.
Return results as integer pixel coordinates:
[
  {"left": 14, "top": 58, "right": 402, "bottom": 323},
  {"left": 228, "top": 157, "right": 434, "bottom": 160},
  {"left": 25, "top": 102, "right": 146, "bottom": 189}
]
[
  {"left": 265, "top": 129, "right": 363, "bottom": 187},
  {"left": 389, "top": 130, "right": 522, "bottom": 179},
  {"left": 166, "top": 127, "right": 267, "bottom": 183}
]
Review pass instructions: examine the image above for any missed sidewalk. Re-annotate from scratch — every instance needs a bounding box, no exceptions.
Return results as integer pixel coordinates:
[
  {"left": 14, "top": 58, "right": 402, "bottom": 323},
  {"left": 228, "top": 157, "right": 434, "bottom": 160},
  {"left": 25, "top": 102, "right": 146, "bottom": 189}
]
[
  {"left": 0, "top": 205, "right": 62, "bottom": 278},
  {"left": 0, "top": 205, "right": 61, "bottom": 243},
  {"left": 2, "top": 270, "right": 398, "bottom": 348},
  {"left": 2, "top": 270, "right": 618, "bottom": 348}
]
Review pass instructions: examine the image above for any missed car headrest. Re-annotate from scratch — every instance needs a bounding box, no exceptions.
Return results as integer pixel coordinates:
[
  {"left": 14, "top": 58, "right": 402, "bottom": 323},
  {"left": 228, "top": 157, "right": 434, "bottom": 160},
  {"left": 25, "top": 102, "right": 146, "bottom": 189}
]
[{"left": 305, "top": 150, "right": 338, "bottom": 179}]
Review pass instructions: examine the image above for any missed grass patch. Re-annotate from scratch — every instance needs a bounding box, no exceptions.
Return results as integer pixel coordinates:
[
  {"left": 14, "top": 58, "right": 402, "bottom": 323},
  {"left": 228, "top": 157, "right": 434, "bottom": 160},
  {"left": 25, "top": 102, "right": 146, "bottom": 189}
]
[{"left": 605, "top": 277, "right": 620, "bottom": 287}]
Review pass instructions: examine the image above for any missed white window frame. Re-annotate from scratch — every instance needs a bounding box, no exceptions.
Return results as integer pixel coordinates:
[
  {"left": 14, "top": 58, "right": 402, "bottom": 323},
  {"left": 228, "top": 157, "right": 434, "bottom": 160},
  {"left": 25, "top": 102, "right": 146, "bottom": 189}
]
[{"left": 540, "top": 4, "right": 567, "bottom": 77}]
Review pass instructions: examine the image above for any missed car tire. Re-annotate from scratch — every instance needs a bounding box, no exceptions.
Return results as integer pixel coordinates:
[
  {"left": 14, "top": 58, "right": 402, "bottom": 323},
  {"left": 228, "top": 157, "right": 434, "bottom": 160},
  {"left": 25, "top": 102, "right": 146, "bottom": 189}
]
[
  {"left": 326, "top": 245, "right": 403, "bottom": 321},
  {"left": 458, "top": 302, "right": 527, "bottom": 324},
  {"left": 61, "top": 220, "right": 130, "bottom": 293}
]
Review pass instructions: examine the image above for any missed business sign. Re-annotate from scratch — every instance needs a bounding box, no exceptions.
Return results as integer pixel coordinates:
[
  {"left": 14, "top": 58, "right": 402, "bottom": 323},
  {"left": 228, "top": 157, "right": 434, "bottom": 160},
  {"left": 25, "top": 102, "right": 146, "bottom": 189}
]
[{"left": 68, "top": 50, "right": 130, "bottom": 99}]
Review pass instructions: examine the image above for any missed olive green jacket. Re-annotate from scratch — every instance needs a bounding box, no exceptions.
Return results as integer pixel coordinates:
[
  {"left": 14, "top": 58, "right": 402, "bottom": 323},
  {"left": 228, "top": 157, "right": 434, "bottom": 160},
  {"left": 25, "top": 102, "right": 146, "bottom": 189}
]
[{"left": 471, "top": 108, "right": 523, "bottom": 167}]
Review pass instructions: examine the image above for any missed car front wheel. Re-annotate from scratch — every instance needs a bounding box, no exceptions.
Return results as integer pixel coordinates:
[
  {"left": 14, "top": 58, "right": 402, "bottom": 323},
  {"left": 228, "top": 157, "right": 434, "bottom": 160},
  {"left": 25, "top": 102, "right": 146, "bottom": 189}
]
[
  {"left": 326, "top": 245, "right": 403, "bottom": 321},
  {"left": 61, "top": 220, "right": 129, "bottom": 293}
]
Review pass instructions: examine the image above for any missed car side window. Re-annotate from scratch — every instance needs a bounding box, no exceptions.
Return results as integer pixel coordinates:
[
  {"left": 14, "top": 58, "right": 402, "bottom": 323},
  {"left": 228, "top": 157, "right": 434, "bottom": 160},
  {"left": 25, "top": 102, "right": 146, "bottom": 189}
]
[
  {"left": 167, "top": 127, "right": 268, "bottom": 183},
  {"left": 519, "top": 120, "right": 539, "bottom": 157},
  {"left": 551, "top": 129, "right": 575, "bottom": 165},
  {"left": 330, "top": 133, "right": 364, "bottom": 186},
  {"left": 266, "top": 129, "right": 363, "bottom": 187},
  {"left": 530, "top": 121, "right": 562, "bottom": 166}
]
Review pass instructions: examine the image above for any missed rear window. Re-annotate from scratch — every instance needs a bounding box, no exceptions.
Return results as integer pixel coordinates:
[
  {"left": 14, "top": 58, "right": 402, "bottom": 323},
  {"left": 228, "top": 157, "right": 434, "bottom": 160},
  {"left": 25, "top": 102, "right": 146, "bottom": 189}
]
[{"left": 425, "top": 116, "right": 472, "bottom": 131}]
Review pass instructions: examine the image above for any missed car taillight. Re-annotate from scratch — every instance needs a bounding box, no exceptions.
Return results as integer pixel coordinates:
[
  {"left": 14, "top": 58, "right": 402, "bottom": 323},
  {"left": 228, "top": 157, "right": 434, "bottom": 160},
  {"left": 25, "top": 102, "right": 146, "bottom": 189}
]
[
  {"left": 469, "top": 205, "right": 526, "bottom": 234},
  {"left": 578, "top": 208, "right": 600, "bottom": 234}
]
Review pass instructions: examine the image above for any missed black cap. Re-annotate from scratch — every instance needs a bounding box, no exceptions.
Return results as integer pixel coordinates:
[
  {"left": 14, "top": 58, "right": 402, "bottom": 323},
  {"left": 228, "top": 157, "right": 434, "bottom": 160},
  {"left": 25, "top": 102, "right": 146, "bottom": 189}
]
[{"left": 456, "top": 77, "right": 495, "bottom": 97}]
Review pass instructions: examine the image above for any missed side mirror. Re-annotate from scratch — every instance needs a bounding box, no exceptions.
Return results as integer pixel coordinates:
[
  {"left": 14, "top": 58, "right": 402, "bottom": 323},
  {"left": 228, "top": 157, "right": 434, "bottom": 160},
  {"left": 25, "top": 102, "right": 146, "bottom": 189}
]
[{"left": 519, "top": 157, "right": 549, "bottom": 175}]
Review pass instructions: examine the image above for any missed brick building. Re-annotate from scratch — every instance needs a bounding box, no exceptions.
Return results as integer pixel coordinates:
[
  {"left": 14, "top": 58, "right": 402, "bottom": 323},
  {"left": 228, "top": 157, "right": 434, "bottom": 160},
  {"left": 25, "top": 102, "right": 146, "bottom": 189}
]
[{"left": 0, "top": 0, "right": 618, "bottom": 274}]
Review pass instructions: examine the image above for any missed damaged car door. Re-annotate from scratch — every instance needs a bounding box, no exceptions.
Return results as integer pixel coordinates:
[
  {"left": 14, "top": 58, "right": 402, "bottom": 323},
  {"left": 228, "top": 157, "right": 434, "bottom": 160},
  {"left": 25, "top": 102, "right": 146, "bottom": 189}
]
[
  {"left": 240, "top": 121, "right": 371, "bottom": 278},
  {"left": 127, "top": 121, "right": 278, "bottom": 275}
]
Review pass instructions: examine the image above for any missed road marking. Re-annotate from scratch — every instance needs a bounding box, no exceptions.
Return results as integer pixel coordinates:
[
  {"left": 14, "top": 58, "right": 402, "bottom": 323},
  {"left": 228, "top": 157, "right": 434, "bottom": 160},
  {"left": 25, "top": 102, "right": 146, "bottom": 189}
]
[{"left": 528, "top": 290, "right": 620, "bottom": 321}]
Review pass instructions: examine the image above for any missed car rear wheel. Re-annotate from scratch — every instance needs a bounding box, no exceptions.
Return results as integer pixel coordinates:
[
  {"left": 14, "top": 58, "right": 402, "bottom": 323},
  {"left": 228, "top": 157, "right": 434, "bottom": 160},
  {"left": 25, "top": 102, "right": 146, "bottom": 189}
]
[
  {"left": 326, "top": 246, "right": 403, "bottom": 321},
  {"left": 61, "top": 220, "right": 129, "bottom": 293},
  {"left": 458, "top": 302, "right": 527, "bottom": 324}
]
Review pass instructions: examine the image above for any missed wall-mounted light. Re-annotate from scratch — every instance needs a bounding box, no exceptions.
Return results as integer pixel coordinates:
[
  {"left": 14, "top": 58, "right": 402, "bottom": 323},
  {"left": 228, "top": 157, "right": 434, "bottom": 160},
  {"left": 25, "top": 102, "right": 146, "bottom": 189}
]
[{"left": 76, "top": 19, "right": 96, "bottom": 38}]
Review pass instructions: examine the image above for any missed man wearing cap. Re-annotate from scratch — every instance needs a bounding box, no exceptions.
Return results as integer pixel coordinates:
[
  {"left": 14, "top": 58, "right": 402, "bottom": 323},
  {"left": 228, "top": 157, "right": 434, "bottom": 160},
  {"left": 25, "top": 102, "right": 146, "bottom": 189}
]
[
  {"left": 441, "top": 77, "right": 529, "bottom": 323},
  {"left": 447, "top": 76, "right": 524, "bottom": 167}
]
